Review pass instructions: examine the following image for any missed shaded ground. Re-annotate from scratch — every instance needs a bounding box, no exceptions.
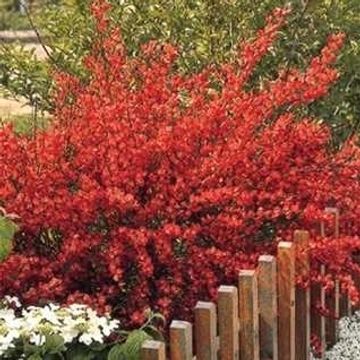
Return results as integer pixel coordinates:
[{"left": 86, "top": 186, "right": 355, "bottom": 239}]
[{"left": 0, "top": 98, "right": 33, "bottom": 116}]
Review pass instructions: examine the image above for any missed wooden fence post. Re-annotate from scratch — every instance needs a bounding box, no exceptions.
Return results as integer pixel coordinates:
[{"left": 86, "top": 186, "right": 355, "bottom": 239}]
[
  {"left": 194, "top": 301, "right": 217, "bottom": 360},
  {"left": 325, "top": 281, "right": 340, "bottom": 348},
  {"left": 218, "top": 285, "right": 239, "bottom": 360},
  {"left": 339, "top": 293, "right": 351, "bottom": 318},
  {"left": 323, "top": 208, "right": 340, "bottom": 347},
  {"left": 239, "top": 269, "right": 260, "bottom": 360},
  {"left": 323, "top": 207, "right": 339, "bottom": 238},
  {"left": 170, "top": 320, "right": 193, "bottom": 360},
  {"left": 141, "top": 340, "right": 166, "bottom": 360},
  {"left": 278, "top": 241, "right": 295, "bottom": 360},
  {"left": 311, "top": 264, "right": 326, "bottom": 358},
  {"left": 294, "top": 230, "right": 311, "bottom": 360},
  {"left": 258, "top": 255, "right": 278, "bottom": 360},
  {"left": 352, "top": 254, "right": 360, "bottom": 313}
]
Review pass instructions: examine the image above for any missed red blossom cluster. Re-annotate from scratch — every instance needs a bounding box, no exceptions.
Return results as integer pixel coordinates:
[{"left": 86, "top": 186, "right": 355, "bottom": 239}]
[{"left": 0, "top": 1, "right": 359, "bottom": 327}]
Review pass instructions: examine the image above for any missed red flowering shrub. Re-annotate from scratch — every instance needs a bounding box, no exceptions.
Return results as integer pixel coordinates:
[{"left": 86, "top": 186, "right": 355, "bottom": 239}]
[{"left": 0, "top": 1, "right": 360, "bottom": 326}]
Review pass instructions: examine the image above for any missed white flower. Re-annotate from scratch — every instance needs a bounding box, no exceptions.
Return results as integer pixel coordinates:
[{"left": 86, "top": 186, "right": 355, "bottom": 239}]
[
  {"left": 0, "top": 315, "right": 22, "bottom": 356},
  {"left": 78, "top": 325, "right": 103, "bottom": 346},
  {"left": 67, "top": 304, "right": 88, "bottom": 316},
  {"left": 39, "top": 305, "right": 61, "bottom": 325},
  {"left": 61, "top": 326, "right": 80, "bottom": 344},
  {"left": 21, "top": 309, "right": 43, "bottom": 331},
  {"left": 95, "top": 316, "right": 119, "bottom": 337},
  {"left": 3, "top": 296, "right": 21, "bottom": 308},
  {"left": 29, "top": 333, "right": 46, "bottom": 346},
  {"left": 60, "top": 315, "right": 82, "bottom": 344},
  {"left": 0, "top": 308, "right": 17, "bottom": 323},
  {"left": 0, "top": 330, "right": 19, "bottom": 354},
  {"left": 64, "top": 313, "right": 104, "bottom": 346},
  {"left": 0, "top": 297, "right": 121, "bottom": 354}
]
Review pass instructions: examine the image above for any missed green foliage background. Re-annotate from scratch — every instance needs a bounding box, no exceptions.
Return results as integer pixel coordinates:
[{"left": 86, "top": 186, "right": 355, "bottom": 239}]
[
  {"left": 0, "top": 0, "right": 359, "bottom": 144},
  {"left": 0, "top": 0, "right": 29, "bottom": 30},
  {"left": 0, "top": 215, "right": 17, "bottom": 261},
  {"left": 0, "top": 0, "right": 56, "bottom": 30}
]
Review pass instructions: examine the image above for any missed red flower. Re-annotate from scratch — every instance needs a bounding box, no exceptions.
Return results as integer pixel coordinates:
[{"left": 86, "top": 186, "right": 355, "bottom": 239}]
[{"left": 0, "top": 0, "right": 355, "bottom": 327}]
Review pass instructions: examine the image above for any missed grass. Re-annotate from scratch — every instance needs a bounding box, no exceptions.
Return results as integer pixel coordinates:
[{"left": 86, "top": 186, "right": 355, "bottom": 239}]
[
  {"left": 0, "top": 11, "right": 31, "bottom": 31},
  {"left": 0, "top": 113, "right": 51, "bottom": 134}
]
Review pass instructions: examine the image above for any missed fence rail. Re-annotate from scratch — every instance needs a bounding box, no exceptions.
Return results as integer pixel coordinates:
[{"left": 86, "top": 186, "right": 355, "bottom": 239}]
[{"left": 140, "top": 219, "right": 354, "bottom": 359}]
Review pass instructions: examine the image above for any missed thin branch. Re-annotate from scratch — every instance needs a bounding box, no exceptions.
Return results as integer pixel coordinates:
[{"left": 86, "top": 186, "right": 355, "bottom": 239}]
[{"left": 23, "top": 4, "right": 58, "bottom": 66}]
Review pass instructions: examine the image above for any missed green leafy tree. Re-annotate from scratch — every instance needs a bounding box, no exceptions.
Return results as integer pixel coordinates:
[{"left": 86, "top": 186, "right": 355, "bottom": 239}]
[{"left": 0, "top": 0, "right": 359, "bottom": 143}]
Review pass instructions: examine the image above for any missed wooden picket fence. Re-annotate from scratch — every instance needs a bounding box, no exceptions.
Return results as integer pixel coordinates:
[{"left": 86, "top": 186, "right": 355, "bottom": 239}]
[{"left": 139, "top": 209, "right": 356, "bottom": 360}]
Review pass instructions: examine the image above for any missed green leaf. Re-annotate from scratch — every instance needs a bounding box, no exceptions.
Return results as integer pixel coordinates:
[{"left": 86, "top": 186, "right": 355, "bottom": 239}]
[
  {"left": 28, "top": 354, "right": 43, "bottom": 360},
  {"left": 44, "top": 354, "right": 65, "bottom": 360},
  {"left": 23, "top": 339, "right": 42, "bottom": 356},
  {"left": 107, "top": 344, "right": 127, "bottom": 360},
  {"left": 65, "top": 344, "right": 97, "bottom": 360},
  {"left": 149, "top": 312, "right": 166, "bottom": 324},
  {"left": 144, "top": 325, "right": 164, "bottom": 342},
  {"left": 45, "top": 334, "right": 66, "bottom": 354},
  {"left": 89, "top": 343, "right": 108, "bottom": 352},
  {"left": 108, "top": 330, "right": 151, "bottom": 360}
]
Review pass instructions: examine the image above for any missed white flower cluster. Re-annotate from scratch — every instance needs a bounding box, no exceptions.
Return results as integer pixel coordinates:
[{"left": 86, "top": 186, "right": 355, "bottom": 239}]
[
  {"left": 0, "top": 296, "right": 119, "bottom": 357},
  {"left": 320, "top": 311, "right": 360, "bottom": 360}
]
